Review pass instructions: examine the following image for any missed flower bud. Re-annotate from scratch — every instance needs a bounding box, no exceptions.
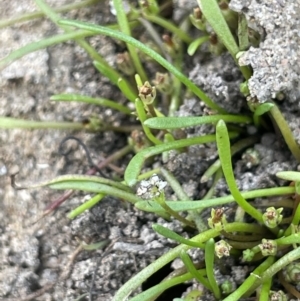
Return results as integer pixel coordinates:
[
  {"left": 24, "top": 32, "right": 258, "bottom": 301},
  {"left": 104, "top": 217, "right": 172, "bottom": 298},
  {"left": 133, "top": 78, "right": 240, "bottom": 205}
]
[
  {"left": 221, "top": 279, "right": 235, "bottom": 294},
  {"left": 242, "top": 249, "right": 255, "bottom": 262},
  {"left": 138, "top": 81, "right": 156, "bottom": 105},
  {"left": 262, "top": 207, "right": 283, "bottom": 229},
  {"left": 209, "top": 33, "right": 225, "bottom": 55},
  {"left": 189, "top": 7, "right": 206, "bottom": 31},
  {"left": 208, "top": 208, "right": 227, "bottom": 230},
  {"left": 269, "top": 290, "right": 287, "bottom": 301},
  {"left": 258, "top": 239, "right": 277, "bottom": 256},
  {"left": 116, "top": 52, "right": 135, "bottom": 76},
  {"left": 215, "top": 240, "right": 232, "bottom": 258},
  {"left": 284, "top": 262, "right": 300, "bottom": 284},
  {"left": 152, "top": 72, "right": 173, "bottom": 95},
  {"left": 219, "top": 0, "right": 238, "bottom": 30}
]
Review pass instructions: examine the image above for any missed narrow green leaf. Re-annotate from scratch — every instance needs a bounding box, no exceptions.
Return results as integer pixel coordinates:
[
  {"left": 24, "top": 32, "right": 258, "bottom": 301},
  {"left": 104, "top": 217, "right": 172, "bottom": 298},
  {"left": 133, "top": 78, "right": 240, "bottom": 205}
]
[
  {"left": 198, "top": 0, "right": 239, "bottom": 58},
  {"left": 216, "top": 120, "right": 263, "bottom": 222},
  {"left": 112, "top": 0, "right": 147, "bottom": 82},
  {"left": 125, "top": 134, "right": 222, "bottom": 186},
  {"left": 180, "top": 251, "right": 211, "bottom": 290},
  {"left": 0, "top": 117, "right": 84, "bottom": 130},
  {"left": 254, "top": 103, "right": 274, "bottom": 117},
  {"left": 143, "top": 14, "right": 193, "bottom": 44},
  {"left": 80, "top": 239, "right": 109, "bottom": 251},
  {"left": 135, "top": 99, "right": 162, "bottom": 145},
  {"left": 276, "top": 171, "right": 300, "bottom": 182},
  {"left": 238, "top": 14, "right": 249, "bottom": 51},
  {"left": 144, "top": 115, "right": 252, "bottom": 129},
  {"left": 50, "top": 94, "right": 131, "bottom": 114},
  {"left": 117, "top": 78, "right": 137, "bottom": 103},
  {"left": 49, "top": 181, "right": 141, "bottom": 205},
  {"left": 187, "top": 36, "right": 209, "bottom": 56},
  {"left": 269, "top": 104, "right": 300, "bottom": 162},
  {"left": 205, "top": 238, "right": 221, "bottom": 299},
  {"left": 68, "top": 193, "right": 105, "bottom": 219},
  {"left": 16, "top": 174, "right": 130, "bottom": 191},
  {"left": 197, "top": 0, "right": 251, "bottom": 80},
  {"left": 59, "top": 19, "right": 227, "bottom": 113},
  {"left": 135, "top": 186, "right": 295, "bottom": 213},
  {"left": 152, "top": 224, "right": 204, "bottom": 248},
  {"left": 0, "top": 30, "right": 96, "bottom": 70},
  {"left": 93, "top": 60, "right": 119, "bottom": 85},
  {"left": 128, "top": 272, "right": 194, "bottom": 301}
]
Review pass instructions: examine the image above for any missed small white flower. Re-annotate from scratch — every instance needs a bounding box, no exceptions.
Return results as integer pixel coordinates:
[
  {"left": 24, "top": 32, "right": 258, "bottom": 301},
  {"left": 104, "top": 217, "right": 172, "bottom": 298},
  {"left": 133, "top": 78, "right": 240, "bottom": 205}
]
[{"left": 136, "top": 174, "right": 167, "bottom": 199}]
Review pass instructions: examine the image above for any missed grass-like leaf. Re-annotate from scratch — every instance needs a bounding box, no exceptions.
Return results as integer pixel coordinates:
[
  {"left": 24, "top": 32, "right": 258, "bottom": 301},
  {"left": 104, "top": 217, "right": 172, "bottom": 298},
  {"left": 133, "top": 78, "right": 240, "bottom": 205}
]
[
  {"left": 187, "top": 36, "right": 209, "bottom": 56},
  {"left": 205, "top": 238, "right": 221, "bottom": 299},
  {"left": 68, "top": 193, "right": 104, "bottom": 219},
  {"left": 144, "top": 115, "right": 252, "bottom": 129},
  {"left": 276, "top": 171, "right": 300, "bottom": 182},
  {"left": 128, "top": 272, "right": 194, "bottom": 301},
  {"left": 16, "top": 174, "right": 131, "bottom": 191},
  {"left": 135, "top": 187, "right": 295, "bottom": 213},
  {"left": 216, "top": 120, "right": 263, "bottom": 222},
  {"left": 112, "top": 0, "right": 147, "bottom": 81},
  {"left": 59, "top": 19, "right": 227, "bottom": 113},
  {"left": 0, "top": 30, "right": 96, "bottom": 70},
  {"left": 180, "top": 251, "right": 211, "bottom": 289},
  {"left": 0, "top": 117, "right": 85, "bottom": 130},
  {"left": 153, "top": 224, "right": 204, "bottom": 248},
  {"left": 197, "top": 0, "right": 251, "bottom": 80},
  {"left": 50, "top": 94, "right": 131, "bottom": 114},
  {"left": 125, "top": 133, "right": 237, "bottom": 186},
  {"left": 49, "top": 181, "right": 141, "bottom": 205},
  {"left": 114, "top": 223, "right": 262, "bottom": 301}
]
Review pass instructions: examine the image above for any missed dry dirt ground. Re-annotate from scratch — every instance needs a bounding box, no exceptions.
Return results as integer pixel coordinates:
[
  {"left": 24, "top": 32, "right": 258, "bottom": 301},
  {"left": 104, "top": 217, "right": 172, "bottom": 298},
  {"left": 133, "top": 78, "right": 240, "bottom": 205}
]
[
  {"left": 0, "top": 1, "right": 165, "bottom": 300},
  {"left": 0, "top": 1, "right": 299, "bottom": 301}
]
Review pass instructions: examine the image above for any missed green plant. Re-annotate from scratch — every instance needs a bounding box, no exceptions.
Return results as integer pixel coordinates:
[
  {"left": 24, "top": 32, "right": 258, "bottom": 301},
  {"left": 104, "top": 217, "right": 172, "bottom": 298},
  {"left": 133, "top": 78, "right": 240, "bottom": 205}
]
[{"left": 1, "top": 0, "right": 300, "bottom": 300}]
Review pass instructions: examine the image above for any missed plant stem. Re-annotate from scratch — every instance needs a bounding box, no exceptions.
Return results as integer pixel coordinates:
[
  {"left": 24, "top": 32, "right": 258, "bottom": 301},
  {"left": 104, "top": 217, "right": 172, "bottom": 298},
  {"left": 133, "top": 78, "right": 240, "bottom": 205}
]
[
  {"left": 269, "top": 104, "right": 300, "bottom": 162},
  {"left": 129, "top": 271, "right": 196, "bottom": 301},
  {"left": 248, "top": 248, "right": 300, "bottom": 296},
  {"left": 222, "top": 256, "right": 275, "bottom": 301},
  {"left": 68, "top": 193, "right": 104, "bottom": 219},
  {"left": 59, "top": 19, "right": 227, "bottom": 113},
  {"left": 135, "top": 99, "right": 162, "bottom": 145},
  {"left": 113, "top": 0, "right": 147, "bottom": 82},
  {"left": 155, "top": 194, "right": 196, "bottom": 228},
  {"left": 113, "top": 222, "right": 265, "bottom": 301},
  {"left": 143, "top": 13, "right": 193, "bottom": 44},
  {"left": 153, "top": 224, "right": 204, "bottom": 248},
  {"left": 161, "top": 167, "right": 207, "bottom": 232}
]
